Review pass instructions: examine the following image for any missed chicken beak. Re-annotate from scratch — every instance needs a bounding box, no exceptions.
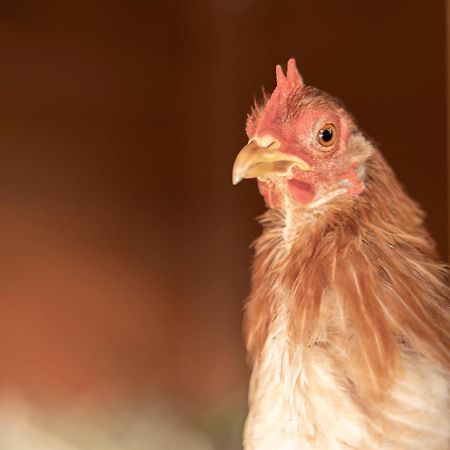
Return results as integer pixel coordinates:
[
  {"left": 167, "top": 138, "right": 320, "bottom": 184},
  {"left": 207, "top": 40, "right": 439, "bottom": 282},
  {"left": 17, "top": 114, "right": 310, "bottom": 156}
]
[{"left": 232, "top": 139, "right": 311, "bottom": 185}]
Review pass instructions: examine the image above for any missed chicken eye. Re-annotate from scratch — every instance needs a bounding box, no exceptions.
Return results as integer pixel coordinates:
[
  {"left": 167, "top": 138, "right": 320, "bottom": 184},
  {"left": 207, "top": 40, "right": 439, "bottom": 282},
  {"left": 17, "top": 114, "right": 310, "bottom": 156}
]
[{"left": 318, "top": 123, "right": 337, "bottom": 149}]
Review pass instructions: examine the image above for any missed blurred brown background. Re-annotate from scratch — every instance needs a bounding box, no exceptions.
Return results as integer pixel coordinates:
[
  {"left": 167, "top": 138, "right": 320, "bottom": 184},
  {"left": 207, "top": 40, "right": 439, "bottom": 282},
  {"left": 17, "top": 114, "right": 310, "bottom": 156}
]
[{"left": 0, "top": 0, "right": 447, "bottom": 446}]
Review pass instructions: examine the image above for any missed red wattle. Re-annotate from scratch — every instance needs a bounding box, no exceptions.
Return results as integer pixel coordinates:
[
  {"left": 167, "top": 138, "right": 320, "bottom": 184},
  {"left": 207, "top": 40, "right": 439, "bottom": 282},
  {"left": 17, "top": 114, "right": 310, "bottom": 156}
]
[
  {"left": 257, "top": 180, "right": 281, "bottom": 208},
  {"left": 287, "top": 179, "right": 315, "bottom": 204}
]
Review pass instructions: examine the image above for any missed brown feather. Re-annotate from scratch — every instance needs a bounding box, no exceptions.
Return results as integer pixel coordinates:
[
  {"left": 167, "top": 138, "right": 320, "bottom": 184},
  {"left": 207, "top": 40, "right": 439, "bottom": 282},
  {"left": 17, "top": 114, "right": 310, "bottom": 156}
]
[{"left": 245, "top": 148, "right": 449, "bottom": 398}]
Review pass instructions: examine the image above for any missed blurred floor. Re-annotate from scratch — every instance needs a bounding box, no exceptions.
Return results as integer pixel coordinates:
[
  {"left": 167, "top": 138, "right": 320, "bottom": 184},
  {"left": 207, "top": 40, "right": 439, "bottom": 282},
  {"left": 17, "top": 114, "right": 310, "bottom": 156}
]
[{"left": 0, "top": 393, "right": 244, "bottom": 450}]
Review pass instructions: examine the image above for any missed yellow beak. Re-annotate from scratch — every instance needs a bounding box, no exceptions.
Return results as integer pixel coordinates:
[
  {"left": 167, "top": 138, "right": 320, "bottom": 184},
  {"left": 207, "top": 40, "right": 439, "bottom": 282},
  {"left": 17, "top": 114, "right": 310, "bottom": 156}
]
[{"left": 232, "top": 139, "right": 311, "bottom": 185}]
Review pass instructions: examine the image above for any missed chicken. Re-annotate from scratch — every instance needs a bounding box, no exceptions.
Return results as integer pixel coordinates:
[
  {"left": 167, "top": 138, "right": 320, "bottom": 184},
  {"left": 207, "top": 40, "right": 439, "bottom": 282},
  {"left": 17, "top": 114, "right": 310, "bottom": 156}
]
[{"left": 232, "top": 59, "right": 449, "bottom": 450}]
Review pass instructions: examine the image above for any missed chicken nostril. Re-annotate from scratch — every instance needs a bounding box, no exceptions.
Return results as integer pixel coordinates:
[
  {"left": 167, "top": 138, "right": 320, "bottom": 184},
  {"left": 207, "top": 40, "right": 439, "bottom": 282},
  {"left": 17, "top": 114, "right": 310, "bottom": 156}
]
[{"left": 252, "top": 135, "right": 279, "bottom": 149}]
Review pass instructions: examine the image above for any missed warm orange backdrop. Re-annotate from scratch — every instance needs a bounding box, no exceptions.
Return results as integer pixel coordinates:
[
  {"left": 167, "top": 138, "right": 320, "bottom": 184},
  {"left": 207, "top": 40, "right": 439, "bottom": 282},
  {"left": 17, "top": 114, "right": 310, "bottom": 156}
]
[{"left": 0, "top": 0, "right": 446, "bottom": 408}]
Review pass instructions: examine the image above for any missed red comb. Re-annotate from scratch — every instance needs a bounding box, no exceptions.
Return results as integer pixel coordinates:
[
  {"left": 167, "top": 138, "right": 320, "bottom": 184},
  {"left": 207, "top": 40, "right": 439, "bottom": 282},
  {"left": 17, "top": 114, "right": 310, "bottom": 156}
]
[
  {"left": 286, "top": 58, "right": 303, "bottom": 86},
  {"left": 246, "top": 58, "right": 304, "bottom": 137},
  {"left": 275, "top": 58, "right": 304, "bottom": 93},
  {"left": 270, "top": 58, "right": 304, "bottom": 107},
  {"left": 276, "top": 64, "right": 288, "bottom": 90},
  {"left": 266, "top": 58, "right": 303, "bottom": 114}
]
